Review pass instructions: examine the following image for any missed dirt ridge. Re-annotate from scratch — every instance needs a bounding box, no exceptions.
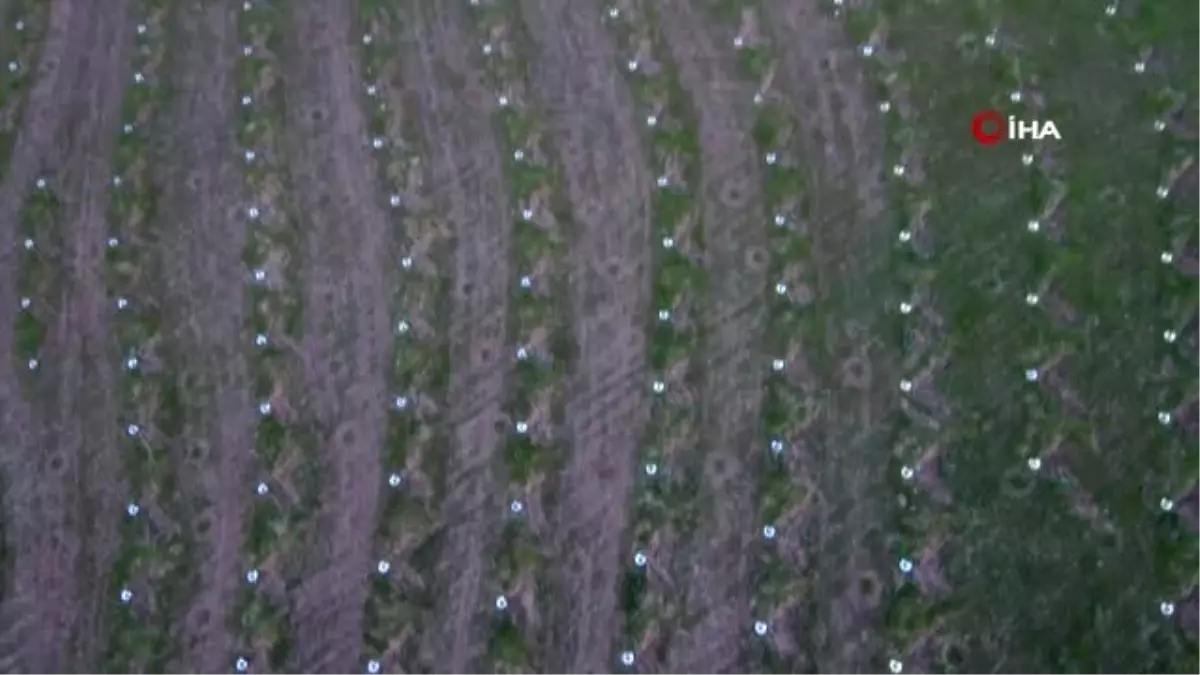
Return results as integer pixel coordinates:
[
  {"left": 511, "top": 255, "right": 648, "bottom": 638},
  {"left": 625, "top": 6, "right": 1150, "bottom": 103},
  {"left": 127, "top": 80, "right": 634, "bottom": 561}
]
[
  {"left": 519, "top": 0, "right": 653, "bottom": 670},
  {"left": 0, "top": 1, "right": 132, "bottom": 671},
  {"left": 657, "top": 1, "right": 767, "bottom": 671},
  {"left": 764, "top": 1, "right": 896, "bottom": 672},
  {"left": 280, "top": 2, "right": 392, "bottom": 671},
  {"left": 397, "top": 2, "right": 512, "bottom": 672},
  {"left": 151, "top": 2, "right": 253, "bottom": 671}
]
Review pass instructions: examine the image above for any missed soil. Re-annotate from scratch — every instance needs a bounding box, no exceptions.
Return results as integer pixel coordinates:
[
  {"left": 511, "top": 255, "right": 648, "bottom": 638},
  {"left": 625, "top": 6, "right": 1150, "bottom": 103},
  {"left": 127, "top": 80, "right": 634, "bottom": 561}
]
[
  {"left": 151, "top": 3, "right": 252, "bottom": 672},
  {"left": 657, "top": 1, "right": 767, "bottom": 672},
  {"left": 519, "top": 0, "right": 653, "bottom": 671},
  {"left": 763, "top": 0, "right": 895, "bottom": 672},
  {"left": 279, "top": 2, "right": 391, "bottom": 671},
  {"left": 0, "top": 1, "right": 131, "bottom": 671},
  {"left": 395, "top": 2, "right": 511, "bottom": 672}
]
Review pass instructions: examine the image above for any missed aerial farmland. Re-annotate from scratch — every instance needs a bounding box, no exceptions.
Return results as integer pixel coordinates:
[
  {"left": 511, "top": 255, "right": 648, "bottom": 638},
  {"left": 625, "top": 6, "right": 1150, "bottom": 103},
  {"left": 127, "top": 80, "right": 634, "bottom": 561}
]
[{"left": 0, "top": 0, "right": 1195, "bottom": 672}]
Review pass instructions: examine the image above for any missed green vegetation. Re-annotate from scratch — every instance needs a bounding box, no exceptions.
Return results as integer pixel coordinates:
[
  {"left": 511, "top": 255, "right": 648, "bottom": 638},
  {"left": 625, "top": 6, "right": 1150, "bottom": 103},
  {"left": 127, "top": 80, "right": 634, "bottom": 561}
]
[
  {"left": 100, "top": 2, "right": 190, "bottom": 671},
  {"left": 840, "top": 0, "right": 1198, "bottom": 671},
  {"left": 0, "top": 0, "right": 44, "bottom": 178},
  {"left": 231, "top": 1, "right": 305, "bottom": 669},
  {"left": 601, "top": 1, "right": 709, "bottom": 661},
  {"left": 466, "top": 2, "right": 572, "bottom": 670},
  {"left": 355, "top": 2, "right": 453, "bottom": 669}
]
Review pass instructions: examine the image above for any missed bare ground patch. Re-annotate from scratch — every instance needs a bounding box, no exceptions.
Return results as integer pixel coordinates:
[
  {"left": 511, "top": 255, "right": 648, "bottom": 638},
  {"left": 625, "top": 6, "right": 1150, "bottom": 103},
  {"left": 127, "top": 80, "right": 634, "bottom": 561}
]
[
  {"left": 0, "top": 1, "right": 133, "bottom": 670},
  {"left": 519, "top": 0, "right": 653, "bottom": 670},
  {"left": 763, "top": 0, "right": 896, "bottom": 671},
  {"left": 150, "top": 3, "right": 252, "bottom": 671},
  {"left": 279, "top": 2, "right": 392, "bottom": 671},
  {"left": 656, "top": 2, "right": 767, "bottom": 672},
  {"left": 395, "top": 2, "right": 512, "bottom": 672}
]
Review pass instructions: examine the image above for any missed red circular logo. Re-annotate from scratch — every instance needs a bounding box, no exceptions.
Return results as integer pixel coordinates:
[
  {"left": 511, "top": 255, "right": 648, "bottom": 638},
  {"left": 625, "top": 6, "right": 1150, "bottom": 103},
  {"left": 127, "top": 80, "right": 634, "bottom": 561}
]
[{"left": 971, "top": 109, "right": 1006, "bottom": 146}]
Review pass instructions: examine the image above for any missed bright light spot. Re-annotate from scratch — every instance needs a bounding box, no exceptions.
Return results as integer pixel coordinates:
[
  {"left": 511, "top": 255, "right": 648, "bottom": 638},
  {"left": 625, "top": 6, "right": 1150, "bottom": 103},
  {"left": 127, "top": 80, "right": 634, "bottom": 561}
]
[
  {"left": 753, "top": 620, "right": 768, "bottom": 636},
  {"left": 1025, "top": 293, "right": 1039, "bottom": 306},
  {"left": 1134, "top": 61, "right": 1146, "bottom": 74},
  {"left": 644, "top": 463, "right": 658, "bottom": 476},
  {"left": 235, "top": 658, "right": 248, "bottom": 673},
  {"left": 889, "top": 659, "right": 903, "bottom": 674},
  {"left": 627, "top": 59, "right": 639, "bottom": 72},
  {"left": 495, "top": 595, "right": 508, "bottom": 611},
  {"left": 899, "top": 379, "right": 912, "bottom": 392},
  {"left": 1158, "top": 411, "right": 1172, "bottom": 426},
  {"left": 515, "top": 421, "right": 528, "bottom": 434},
  {"left": 127, "top": 503, "right": 140, "bottom": 517},
  {"left": 510, "top": 499, "right": 524, "bottom": 514},
  {"left": 770, "top": 439, "right": 784, "bottom": 454},
  {"left": 1021, "top": 153, "right": 1034, "bottom": 166},
  {"left": 126, "top": 357, "right": 139, "bottom": 371},
  {"left": 765, "top": 152, "right": 778, "bottom": 165},
  {"left": 120, "top": 588, "right": 133, "bottom": 603},
  {"left": 259, "top": 401, "right": 271, "bottom": 416},
  {"left": 1026, "top": 219, "right": 1040, "bottom": 232},
  {"left": 1160, "top": 497, "right": 1174, "bottom": 511},
  {"left": 898, "top": 230, "right": 912, "bottom": 242},
  {"left": 652, "top": 380, "right": 665, "bottom": 394},
  {"left": 256, "top": 482, "right": 269, "bottom": 496},
  {"left": 255, "top": 334, "right": 268, "bottom": 347},
  {"left": 646, "top": 115, "right": 658, "bottom": 127},
  {"left": 1161, "top": 251, "right": 1174, "bottom": 264},
  {"left": 1025, "top": 368, "right": 1039, "bottom": 382},
  {"left": 1010, "top": 91, "right": 1022, "bottom": 103},
  {"left": 771, "top": 359, "right": 785, "bottom": 372},
  {"left": 878, "top": 101, "right": 891, "bottom": 113},
  {"left": 900, "top": 465, "right": 914, "bottom": 480},
  {"left": 662, "top": 237, "right": 675, "bottom": 249},
  {"left": 775, "top": 282, "right": 787, "bottom": 296},
  {"left": 388, "top": 473, "right": 402, "bottom": 488},
  {"left": 899, "top": 302, "right": 913, "bottom": 314},
  {"left": 367, "top": 660, "right": 380, "bottom": 675},
  {"left": 634, "top": 551, "right": 647, "bottom": 567},
  {"left": 1028, "top": 457, "right": 1042, "bottom": 471},
  {"left": 394, "top": 396, "right": 408, "bottom": 410},
  {"left": 1163, "top": 330, "right": 1177, "bottom": 343},
  {"left": 763, "top": 524, "right": 777, "bottom": 539},
  {"left": 657, "top": 309, "right": 671, "bottom": 321},
  {"left": 899, "top": 558, "right": 913, "bottom": 573},
  {"left": 126, "top": 424, "right": 140, "bottom": 437},
  {"left": 362, "top": 34, "right": 373, "bottom": 45},
  {"left": 377, "top": 560, "right": 390, "bottom": 575},
  {"left": 620, "top": 651, "right": 635, "bottom": 667},
  {"left": 246, "top": 569, "right": 259, "bottom": 584},
  {"left": 27, "top": 358, "right": 37, "bottom": 370},
  {"left": 513, "top": 149, "right": 525, "bottom": 161},
  {"left": 1156, "top": 185, "right": 1169, "bottom": 199},
  {"left": 498, "top": 95, "right": 509, "bottom": 107},
  {"left": 1161, "top": 601, "right": 1175, "bottom": 616}
]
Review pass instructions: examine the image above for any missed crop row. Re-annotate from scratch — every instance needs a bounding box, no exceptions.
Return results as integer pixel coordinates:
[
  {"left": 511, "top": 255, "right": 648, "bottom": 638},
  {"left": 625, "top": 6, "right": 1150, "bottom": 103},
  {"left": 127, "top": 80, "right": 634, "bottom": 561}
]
[{"left": 600, "top": 1, "right": 711, "bottom": 668}]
